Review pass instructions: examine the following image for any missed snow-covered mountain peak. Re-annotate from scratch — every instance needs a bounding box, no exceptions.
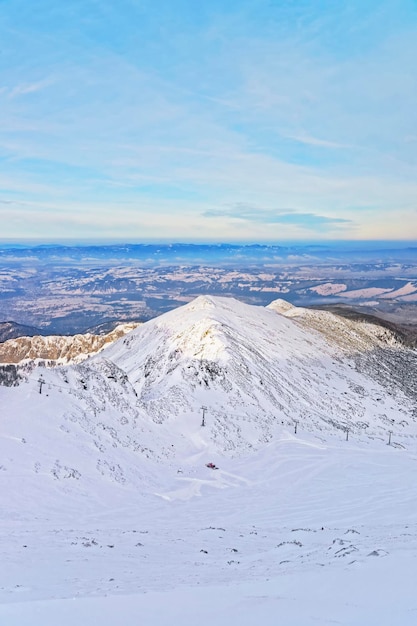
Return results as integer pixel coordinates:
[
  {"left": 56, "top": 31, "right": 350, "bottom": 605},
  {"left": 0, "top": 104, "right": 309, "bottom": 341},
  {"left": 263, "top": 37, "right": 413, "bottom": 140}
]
[
  {"left": 184, "top": 294, "right": 218, "bottom": 311},
  {"left": 169, "top": 294, "right": 257, "bottom": 325},
  {"left": 98, "top": 295, "right": 417, "bottom": 456},
  {"left": 110, "top": 295, "right": 278, "bottom": 369},
  {"left": 266, "top": 298, "right": 301, "bottom": 316},
  {"left": 2, "top": 294, "right": 416, "bottom": 495}
]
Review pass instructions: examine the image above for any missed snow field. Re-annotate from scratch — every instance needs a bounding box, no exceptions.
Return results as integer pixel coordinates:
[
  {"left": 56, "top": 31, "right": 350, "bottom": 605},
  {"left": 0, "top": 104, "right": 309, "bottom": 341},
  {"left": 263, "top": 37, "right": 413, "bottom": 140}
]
[{"left": 1, "top": 295, "right": 417, "bottom": 623}]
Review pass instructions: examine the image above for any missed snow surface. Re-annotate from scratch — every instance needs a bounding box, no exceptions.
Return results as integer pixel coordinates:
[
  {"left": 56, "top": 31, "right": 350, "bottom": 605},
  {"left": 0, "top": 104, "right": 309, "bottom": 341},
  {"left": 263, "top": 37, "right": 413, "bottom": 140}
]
[
  {"left": 340, "top": 287, "right": 392, "bottom": 299},
  {"left": 1, "top": 295, "right": 417, "bottom": 624},
  {"left": 380, "top": 281, "right": 417, "bottom": 299},
  {"left": 309, "top": 282, "right": 347, "bottom": 295}
]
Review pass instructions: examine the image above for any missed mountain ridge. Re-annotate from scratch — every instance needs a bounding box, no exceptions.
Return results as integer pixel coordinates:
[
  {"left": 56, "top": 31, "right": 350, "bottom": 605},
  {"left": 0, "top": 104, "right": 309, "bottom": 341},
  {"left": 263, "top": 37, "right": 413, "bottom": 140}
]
[
  {"left": 0, "top": 322, "right": 141, "bottom": 366},
  {"left": 0, "top": 321, "right": 46, "bottom": 343},
  {"left": 99, "top": 295, "right": 415, "bottom": 448},
  {"left": 1, "top": 294, "right": 416, "bottom": 522}
]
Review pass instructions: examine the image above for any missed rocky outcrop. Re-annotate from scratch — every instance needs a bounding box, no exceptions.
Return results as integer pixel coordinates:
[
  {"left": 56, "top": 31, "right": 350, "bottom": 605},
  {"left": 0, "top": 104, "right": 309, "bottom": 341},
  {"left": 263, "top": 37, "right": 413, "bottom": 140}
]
[{"left": 0, "top": 323, "right": 140, "bottom": 365}]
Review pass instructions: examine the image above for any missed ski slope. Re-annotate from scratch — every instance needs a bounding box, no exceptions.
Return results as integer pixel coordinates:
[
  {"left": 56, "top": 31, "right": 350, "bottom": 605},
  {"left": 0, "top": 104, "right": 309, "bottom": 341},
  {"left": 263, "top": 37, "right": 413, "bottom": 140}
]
[
  {"left": 1, "top": 296, "right": 417, "bottom": 624},
  {"left": 1, "top": 435, "right": 417, "bottom": 625}
]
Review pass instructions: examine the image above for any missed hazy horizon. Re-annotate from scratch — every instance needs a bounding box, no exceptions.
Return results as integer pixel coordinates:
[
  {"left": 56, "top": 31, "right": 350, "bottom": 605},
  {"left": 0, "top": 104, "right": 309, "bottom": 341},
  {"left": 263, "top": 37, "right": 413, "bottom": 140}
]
[{"left": 0, "top": 239, "right": 416, "bottom": 248}]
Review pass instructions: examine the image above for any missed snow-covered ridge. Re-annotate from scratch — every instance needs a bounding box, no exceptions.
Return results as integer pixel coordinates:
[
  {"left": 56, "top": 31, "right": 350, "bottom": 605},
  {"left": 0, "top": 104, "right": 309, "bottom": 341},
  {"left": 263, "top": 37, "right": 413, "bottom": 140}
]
[
  {"left": 98, "top": 295, "right": 417, "bottom": 449},
  {"left": 0, "top": 322, "right": 140, "bottom": 365},
  {"left": 268, "top": 300, "right": 401, "bottom": 351}
]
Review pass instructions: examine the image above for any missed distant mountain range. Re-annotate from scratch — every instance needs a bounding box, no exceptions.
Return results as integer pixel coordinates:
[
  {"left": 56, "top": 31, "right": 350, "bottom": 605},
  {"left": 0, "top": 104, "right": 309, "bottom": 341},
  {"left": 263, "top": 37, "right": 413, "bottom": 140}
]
[
  {"left": 2, "top": 240, "right": 416, "bottom": 264},
  {"left": 0, "top": 321, "right": 46, "bottom": 343},
  {"left": 1, "top": 241, "right": 417, "bottom": 333}
]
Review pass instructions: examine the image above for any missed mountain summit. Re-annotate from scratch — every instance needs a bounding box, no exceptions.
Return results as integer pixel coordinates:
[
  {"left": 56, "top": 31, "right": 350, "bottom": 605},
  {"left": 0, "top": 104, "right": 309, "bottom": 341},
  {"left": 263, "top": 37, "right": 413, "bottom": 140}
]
[{"left": 100, "top": 295, "right": 416, "bottom": 451}]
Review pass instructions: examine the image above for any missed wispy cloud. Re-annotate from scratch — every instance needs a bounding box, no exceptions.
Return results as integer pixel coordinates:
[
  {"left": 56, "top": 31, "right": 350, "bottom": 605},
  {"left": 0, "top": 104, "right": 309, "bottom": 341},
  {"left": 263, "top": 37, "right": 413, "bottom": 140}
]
[
  {"left": 284, "top": 134, "right": 352, "bottom": 150},
  {"left": 204, "top": 204, "right": 351, "bottom": 232},
  {"left": 7, "top": 79, "right": 53, "bottom": 100},
  {"left": 0, "top": 1, "right": 416, "bottom": 239}
]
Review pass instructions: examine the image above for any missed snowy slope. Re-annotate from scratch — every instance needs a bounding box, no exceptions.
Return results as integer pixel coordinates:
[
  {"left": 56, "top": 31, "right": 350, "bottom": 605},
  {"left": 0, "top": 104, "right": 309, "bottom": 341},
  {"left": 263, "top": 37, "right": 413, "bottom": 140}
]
[
  {"left": 103, "top": 295, "right": 416, "bottom": 450},
  {"left": 1, "top": 433, "right": 417, "bottom": 625},
  {"left": 1, "top": 295, "right": 417, "bottom": 624}
]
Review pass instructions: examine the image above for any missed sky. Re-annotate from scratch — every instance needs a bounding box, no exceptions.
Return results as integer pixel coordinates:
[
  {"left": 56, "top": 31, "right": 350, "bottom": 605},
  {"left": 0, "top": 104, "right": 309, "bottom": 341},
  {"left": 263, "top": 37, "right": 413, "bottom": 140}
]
[{"left": 1, "top": 0, "right": 417, "bottom": 242}]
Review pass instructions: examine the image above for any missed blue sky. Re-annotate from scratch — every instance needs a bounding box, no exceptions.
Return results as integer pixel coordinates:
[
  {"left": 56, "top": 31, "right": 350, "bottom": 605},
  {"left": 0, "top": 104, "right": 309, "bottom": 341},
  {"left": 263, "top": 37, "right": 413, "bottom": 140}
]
[{"left": 1, "top": 0, "right": 417, "bottom": 241}]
